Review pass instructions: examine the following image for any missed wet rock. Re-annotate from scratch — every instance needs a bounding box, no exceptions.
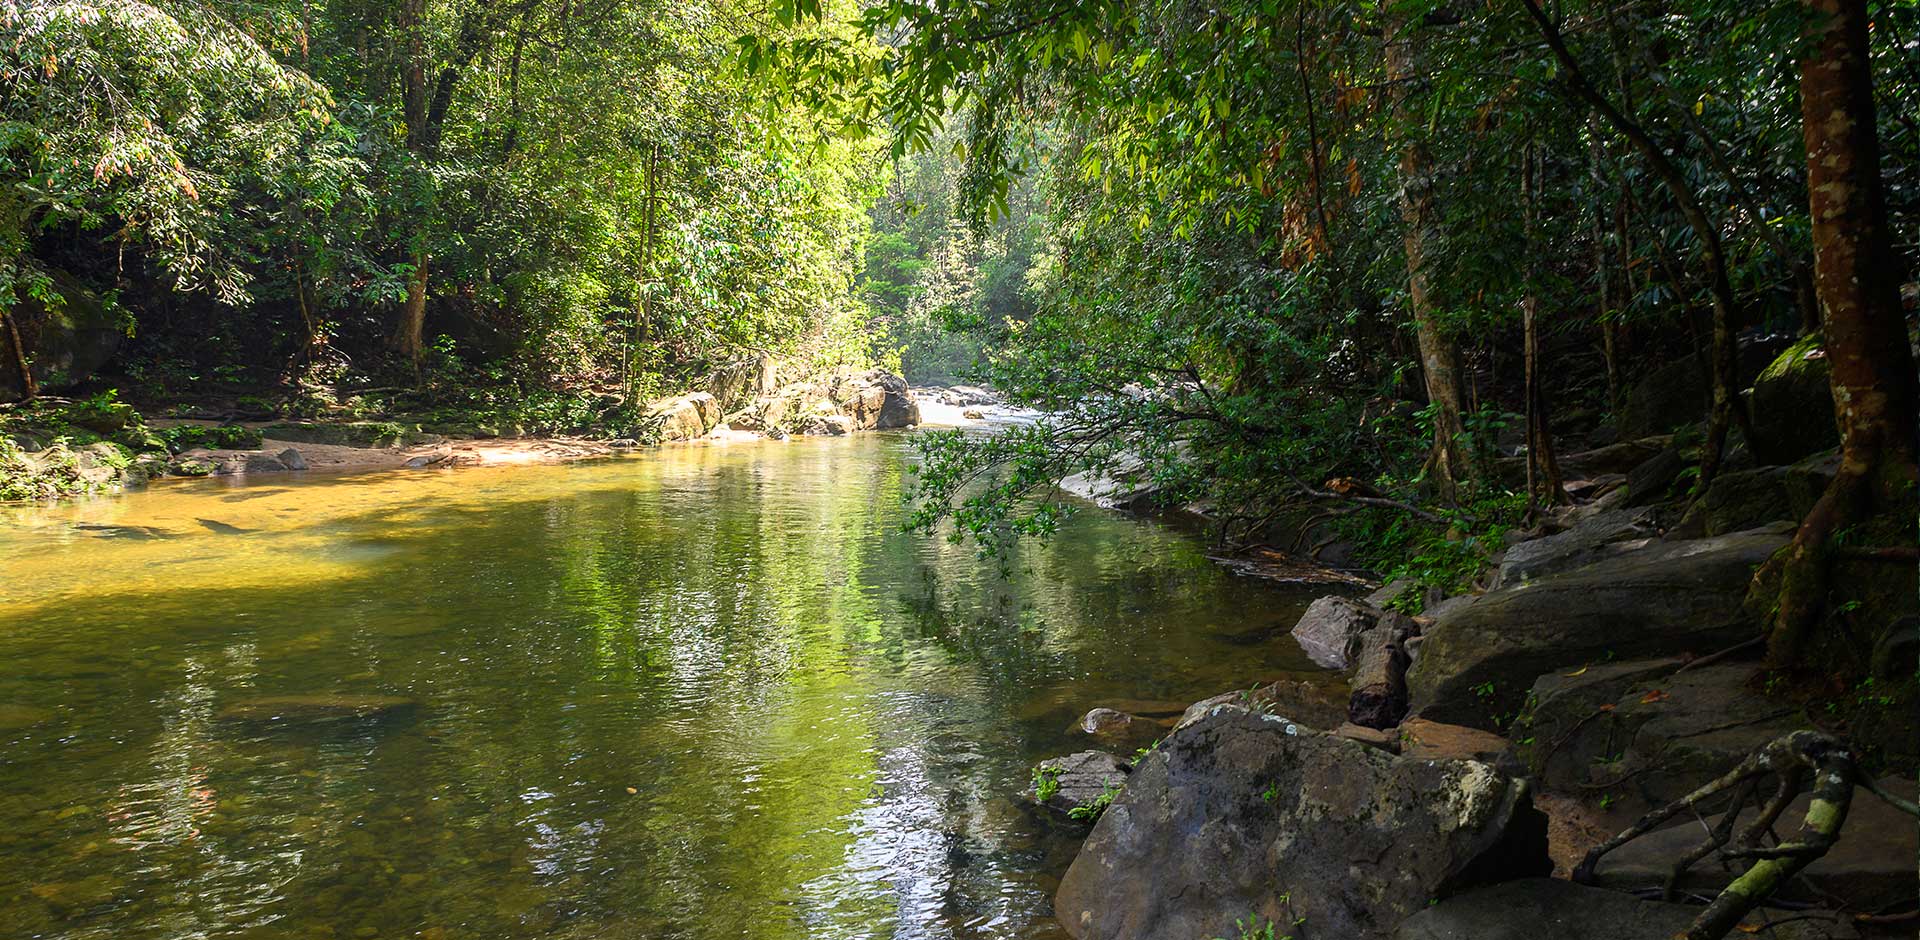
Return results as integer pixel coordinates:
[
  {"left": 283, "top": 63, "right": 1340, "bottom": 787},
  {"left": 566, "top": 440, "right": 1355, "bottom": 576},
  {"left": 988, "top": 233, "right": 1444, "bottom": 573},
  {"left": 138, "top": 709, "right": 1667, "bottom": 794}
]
[
  {"left": 961, "top": 407, "right": 986, "bottom": 419},
  {"left": 28, "top": 873, "right": 121, "bottom": 917},
  {"left": 1590, "top": 777, "right": 1916, "bottom": 911},
  {"left": 1056, "top": 706, "right": 1550, "bottom": 940},
  {"left": 1077, "top": 707, "right": 1136, "bottom": 738},
  {"left": 647, "top": 393, "right": 722, "bottom": 442},
  {"left": 1028, "top": 750, "right": 1129, "bottom": 817},
  {"left": 277, "top": 447, "right": 309, "bottom": 471},
  {"left": 1394, "top": 877, "right": 1858, "bottom": 940},
  {"left": 242, "top": 453, "right": 289, "bottom": 473},
  {"left": 1334, "top": 721, "right": 1398, "bottom": 751},
  {"left": 1288, "top": 595, "right": 1380, "bottom": 669},
  {"left": 1408, "top": 524, "right": 1792, "bottom": 730},
  {"left": 216, "top": 694, "right": 419, "bottom": 723},
  {"left": 1178, "top": 677, "right": 1350, "bottom": 732}
]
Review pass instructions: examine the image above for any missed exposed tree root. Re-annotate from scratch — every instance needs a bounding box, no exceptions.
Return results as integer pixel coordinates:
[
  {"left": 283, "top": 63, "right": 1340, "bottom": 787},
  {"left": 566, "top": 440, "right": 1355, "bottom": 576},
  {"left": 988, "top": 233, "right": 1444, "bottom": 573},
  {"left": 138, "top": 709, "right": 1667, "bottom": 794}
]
[{"left": 1572, "top": 731, "right": 1870, "bottom": 940}]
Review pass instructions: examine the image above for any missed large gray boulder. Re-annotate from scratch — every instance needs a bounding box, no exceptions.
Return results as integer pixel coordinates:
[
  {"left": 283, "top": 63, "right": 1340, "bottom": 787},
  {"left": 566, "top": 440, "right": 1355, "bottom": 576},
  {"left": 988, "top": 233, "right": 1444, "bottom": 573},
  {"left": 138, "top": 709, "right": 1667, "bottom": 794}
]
[
  {"left": 1408, "top": 524, "right": 1792, "bottom": 730},
  {"left": 827, "top": 369, "right": 920, "bottom": 429},
  {"left": 1394, "top": 878, "right": 1857, "bottom": 940},
  {"left": 1054, "top": 707, "right": 1549, "bottom": 940},
  {"left": 1524, "top": 661, "right": 1806, "bottom": 815},
  {"left": 1672, "top": 453, "right": 1835, "bottom": 538},
  {"left": 1288, "top": 595, "right": 1380, "bottom": 669}
]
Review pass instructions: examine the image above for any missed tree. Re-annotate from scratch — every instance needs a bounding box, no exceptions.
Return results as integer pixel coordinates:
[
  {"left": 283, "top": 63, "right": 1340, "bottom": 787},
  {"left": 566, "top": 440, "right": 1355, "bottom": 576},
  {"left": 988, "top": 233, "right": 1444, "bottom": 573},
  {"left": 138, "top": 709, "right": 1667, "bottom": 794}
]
[{"left": 1758, "top": 0, "right": 1920, "bottom": 668}]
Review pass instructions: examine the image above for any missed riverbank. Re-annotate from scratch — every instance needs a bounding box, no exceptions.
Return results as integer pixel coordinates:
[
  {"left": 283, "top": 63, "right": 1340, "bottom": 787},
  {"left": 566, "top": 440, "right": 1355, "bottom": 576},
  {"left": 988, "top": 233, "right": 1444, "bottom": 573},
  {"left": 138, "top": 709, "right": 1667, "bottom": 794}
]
[
  {"left": 0, "top": 370, "right": 1022, "bottom": 503},
  {"left": 1021, "top": 425, "right": 1918, "bottom": 939}
]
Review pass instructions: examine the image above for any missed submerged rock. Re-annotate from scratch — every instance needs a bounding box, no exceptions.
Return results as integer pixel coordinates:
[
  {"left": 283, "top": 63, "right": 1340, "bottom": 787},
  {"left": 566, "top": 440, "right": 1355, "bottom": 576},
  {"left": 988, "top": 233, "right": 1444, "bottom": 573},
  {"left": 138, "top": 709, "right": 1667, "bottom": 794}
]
[
  {"left": 1054, "top": 706, "right": 1549, "bottom": 940},
  {"left": 1394, "top": 878, "right": 1857, "bottom": 940},
  {"left": 1407, "top": 524, "right": 1792, "bottom": 730},
  {"left": 216, "top": 694, "right": 419, "bottom": 723},
  {"left": 0, "top": 703, "right": 55, "bottom": 731}
]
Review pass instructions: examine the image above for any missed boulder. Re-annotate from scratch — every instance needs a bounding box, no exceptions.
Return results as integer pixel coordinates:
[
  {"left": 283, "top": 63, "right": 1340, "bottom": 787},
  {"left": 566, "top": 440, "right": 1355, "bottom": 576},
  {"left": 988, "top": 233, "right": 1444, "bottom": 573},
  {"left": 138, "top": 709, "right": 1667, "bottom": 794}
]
[
  {"left": 1615, "top": 337, "right": 1789, "bottom": 439},
  {"left": 1288, "top": 595, "right": 1380, "bottom": 669},
  {"left": 1492, "top": 507, "right": 1657, "bottom": 589},
  {"left": 1747, "top": 334, "right": 1838, "bottom": 465},
  {"left": 802, "top": 413, "right": 852, "bottom": 436},
  {"left": 276, "top": 448, "right": 309, "bottom": 471},
  {"left": 1407, "top": 524, "right": 1792, "bottom": 730},
  {"left": 1672, "top": 453, "right": 1836, "bottom": 538},
  {"left": 1029, "top": 750, "right": 1129, "bottom": 817},
  {"left": 1556, "top": 435, "right": 1673, "bottom": 478},
  {"left": 1524, "top": 662, "right": 1806, "bottom": 814},
  {"left": 827, "top": 369, "right": 920, "bottom": 430},
  {"left": 1077, "top": 707, "right": 1137, "bottom": 738},
  {"left": 1055, "top": 707, "right": 1550, "bottom": 940},
  {"left": 1177, "top": 677, "right": 1351, "bottom": 733},
  {"left": 240, "top": 453, "right": 288, "bottom": 473},
  {"left": 646, "top": 393, "right": 722, "bottom": 442},
  {"left": 1590, "top": 778, "right": 1916, "bottom": 912},
  {"left": 1394, "top": 878, "right": 1858, "bottom": 940}
]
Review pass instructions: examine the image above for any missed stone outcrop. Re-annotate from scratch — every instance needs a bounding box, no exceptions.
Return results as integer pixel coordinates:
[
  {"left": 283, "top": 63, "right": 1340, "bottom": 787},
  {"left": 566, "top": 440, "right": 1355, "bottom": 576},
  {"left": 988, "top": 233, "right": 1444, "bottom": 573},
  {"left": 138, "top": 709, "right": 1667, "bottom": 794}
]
[
  {"left": 1054, "top": 706, "right": 1549, "bottom": 940},
  {"left": 646, "top": 393, "right": 722, "bottom": 442},
  {"left": 1490, "top": 507, "right": 1656, "bottom": 589},
  {"left": 1408, "top": 524, "right": 1792, "bottom": 729},
  {"left": 827, "top": 369, "right": 920, "bottom": 430}
]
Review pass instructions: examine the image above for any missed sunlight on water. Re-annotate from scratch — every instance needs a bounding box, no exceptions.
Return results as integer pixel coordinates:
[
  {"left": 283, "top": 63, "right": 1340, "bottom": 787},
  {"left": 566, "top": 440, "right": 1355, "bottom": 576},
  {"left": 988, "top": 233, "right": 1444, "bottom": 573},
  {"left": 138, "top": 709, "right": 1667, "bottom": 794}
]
[{"left": 0, "top": 433, "right": 1326, "bottom": 940}]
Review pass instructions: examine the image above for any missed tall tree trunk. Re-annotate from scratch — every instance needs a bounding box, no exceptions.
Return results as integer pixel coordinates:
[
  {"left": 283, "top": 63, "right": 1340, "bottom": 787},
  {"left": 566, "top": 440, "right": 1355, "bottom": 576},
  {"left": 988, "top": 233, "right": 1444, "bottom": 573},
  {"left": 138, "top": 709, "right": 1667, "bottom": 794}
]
[
  {"left": 1387, "top": 19, "right": 1473, "bottom": 501},
  {"left": 1760, "top": 0, "right": 1920, "bottom": 668},
  {"left": 392, "top": 0, "right": 432, "bottom": 364},
  {"left": 1522, "top": 143, "right": 1568, "bottom": 509}
]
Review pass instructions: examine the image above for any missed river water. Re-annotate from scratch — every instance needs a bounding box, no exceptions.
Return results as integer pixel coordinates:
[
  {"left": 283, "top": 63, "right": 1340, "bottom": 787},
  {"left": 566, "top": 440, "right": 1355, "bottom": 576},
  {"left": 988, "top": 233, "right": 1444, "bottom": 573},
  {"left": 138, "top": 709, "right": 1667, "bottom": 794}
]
[{"left": 0, "top": 432, "right": 1323, "bottom": 940}]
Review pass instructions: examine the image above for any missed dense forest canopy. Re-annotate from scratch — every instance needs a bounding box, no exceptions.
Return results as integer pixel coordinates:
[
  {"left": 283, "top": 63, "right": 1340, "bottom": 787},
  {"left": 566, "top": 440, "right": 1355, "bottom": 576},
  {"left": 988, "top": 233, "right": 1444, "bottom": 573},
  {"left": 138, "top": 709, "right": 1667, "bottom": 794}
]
[{"left": 1, "top": 0, "right": 1915, "bottom": 675}]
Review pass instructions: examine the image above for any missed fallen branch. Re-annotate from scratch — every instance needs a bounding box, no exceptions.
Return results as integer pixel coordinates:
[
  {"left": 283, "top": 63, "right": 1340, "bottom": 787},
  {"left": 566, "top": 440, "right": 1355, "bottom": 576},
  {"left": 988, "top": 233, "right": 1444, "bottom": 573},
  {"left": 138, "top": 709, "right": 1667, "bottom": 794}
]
[{"left": 1572, "top": 731, "right": 1858, "bottom": 940}]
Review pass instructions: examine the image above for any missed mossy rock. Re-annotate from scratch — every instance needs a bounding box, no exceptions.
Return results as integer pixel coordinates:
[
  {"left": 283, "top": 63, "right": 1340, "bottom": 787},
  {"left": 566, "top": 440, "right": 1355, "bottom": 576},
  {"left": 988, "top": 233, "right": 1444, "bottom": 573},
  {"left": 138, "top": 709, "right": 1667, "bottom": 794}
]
[
  {"left": 1746, "top": 333, "right": 1837, "bottom": 465},
  {"left": 157, "top": 424, "right": 264, "bottom": 454}
]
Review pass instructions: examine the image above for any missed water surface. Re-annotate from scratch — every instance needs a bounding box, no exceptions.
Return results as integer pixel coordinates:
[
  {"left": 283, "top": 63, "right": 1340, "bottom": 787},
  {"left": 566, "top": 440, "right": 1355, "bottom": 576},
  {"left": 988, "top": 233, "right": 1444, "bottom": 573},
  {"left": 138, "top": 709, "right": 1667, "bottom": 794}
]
[{"left": 0, "top": 433, "right": 1321, "bottom": 940}]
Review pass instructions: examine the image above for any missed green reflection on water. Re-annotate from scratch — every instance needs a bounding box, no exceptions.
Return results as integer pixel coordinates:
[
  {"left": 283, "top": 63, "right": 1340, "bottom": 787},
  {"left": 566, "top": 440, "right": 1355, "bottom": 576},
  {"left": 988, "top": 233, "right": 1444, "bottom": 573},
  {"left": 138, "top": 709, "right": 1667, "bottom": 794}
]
[{"left": 0, "top": 434, "right": 1323, "bottom": 940}]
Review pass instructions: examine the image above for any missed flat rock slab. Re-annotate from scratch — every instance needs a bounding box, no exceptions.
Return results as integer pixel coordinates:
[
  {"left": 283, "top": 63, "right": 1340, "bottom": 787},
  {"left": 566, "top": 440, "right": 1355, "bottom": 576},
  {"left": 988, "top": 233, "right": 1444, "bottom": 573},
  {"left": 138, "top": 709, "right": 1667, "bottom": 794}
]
[
  {"left": 1177, "top": 676, "right": 1351, "bottom": 733},
  {"left": 1526, "top": 662, "right": 1804, "bottom": 814},
  {"left": 1396, "top": 718, "right": 1520, "bottom": 775},
  {"left": 1394, "top": 878, "right": 1858, "bottom": 940},
  {"left": 1409, "top": 524, "right": 1792, "bottom": 730},
  {"left": 1055, "top": 706, "right": 1549, "bottom": 940},
  {"left": 1592, "top": 779, "right": 1918, "bottom": 911},
  {"left": 216, "top": 694, "right": 420, "bottom": 723}
]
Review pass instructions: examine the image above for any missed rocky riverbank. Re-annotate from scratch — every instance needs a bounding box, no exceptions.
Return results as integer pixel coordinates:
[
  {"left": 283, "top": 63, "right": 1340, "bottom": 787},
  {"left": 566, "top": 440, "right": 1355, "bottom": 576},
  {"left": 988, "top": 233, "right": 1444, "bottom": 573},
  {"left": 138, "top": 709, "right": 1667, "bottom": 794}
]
[
  {"left": 1022, "top": 369, "right": 1918, "bottom": 940},
  {"left": 0, "top": 365, "right": 1015, "bottom": 502}
]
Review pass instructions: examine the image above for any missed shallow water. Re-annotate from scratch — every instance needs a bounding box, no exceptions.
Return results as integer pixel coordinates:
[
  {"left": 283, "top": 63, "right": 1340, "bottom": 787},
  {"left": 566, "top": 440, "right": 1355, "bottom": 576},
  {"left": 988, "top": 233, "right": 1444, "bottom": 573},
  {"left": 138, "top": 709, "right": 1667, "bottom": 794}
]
[{"left": 0, "top": 432, "right": 1323, "bottom": 940}]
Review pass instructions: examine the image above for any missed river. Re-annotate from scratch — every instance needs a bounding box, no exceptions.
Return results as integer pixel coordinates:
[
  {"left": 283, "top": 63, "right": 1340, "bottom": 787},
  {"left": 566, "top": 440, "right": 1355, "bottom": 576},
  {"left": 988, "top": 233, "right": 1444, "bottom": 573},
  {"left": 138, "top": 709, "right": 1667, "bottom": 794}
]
[{"left": 0, "top": 432, "right": 1323, "bottom": 940}]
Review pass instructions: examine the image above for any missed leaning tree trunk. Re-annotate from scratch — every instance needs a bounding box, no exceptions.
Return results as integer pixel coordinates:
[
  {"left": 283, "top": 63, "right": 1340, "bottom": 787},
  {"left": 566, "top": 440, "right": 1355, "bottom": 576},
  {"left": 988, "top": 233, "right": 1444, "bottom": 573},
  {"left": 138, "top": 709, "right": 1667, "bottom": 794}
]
[
  {"left": 1522, "top": 143, "right": 1568, "bottom": 509},
  {"left": 1759, "top": 0, "right": 1920, "bottom": 668},
  {"left": 1387, "top": 19, "right": 1474, "bottom": 501}
]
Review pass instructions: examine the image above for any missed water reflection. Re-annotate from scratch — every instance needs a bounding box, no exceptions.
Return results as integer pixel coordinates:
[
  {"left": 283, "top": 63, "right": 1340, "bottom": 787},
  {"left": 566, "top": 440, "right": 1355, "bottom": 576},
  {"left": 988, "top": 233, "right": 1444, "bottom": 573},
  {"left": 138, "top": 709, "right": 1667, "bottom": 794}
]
[{"left": 1, "top": 434, "right": 1321, "bottom": 939}]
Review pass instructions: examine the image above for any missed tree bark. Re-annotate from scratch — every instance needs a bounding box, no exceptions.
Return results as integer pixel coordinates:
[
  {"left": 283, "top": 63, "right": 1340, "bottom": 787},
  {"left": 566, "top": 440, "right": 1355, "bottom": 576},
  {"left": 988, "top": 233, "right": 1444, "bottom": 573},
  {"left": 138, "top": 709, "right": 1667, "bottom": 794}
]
[
  {"left": 1348, "top": 614, "right": 1415, "bottom": 730},
  {"left": 1387, "top": 18, "right": 1474, "bottom": 501},
  {"left": 1761, "top": 0, "right": 1920, "bottom": 668}
]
